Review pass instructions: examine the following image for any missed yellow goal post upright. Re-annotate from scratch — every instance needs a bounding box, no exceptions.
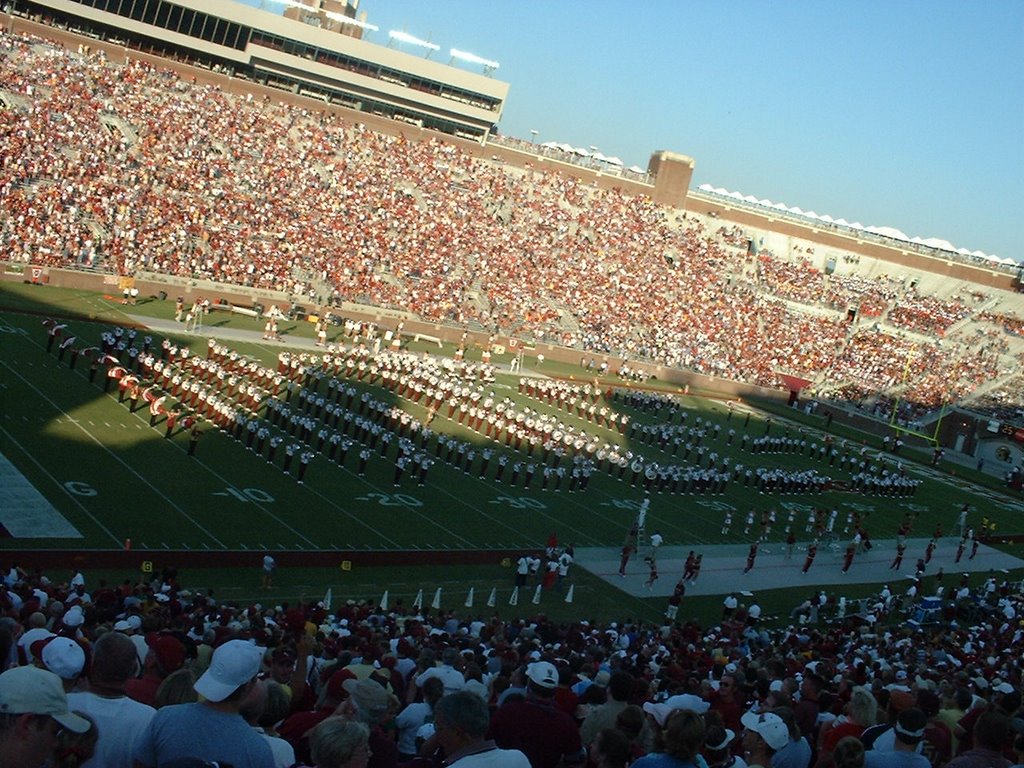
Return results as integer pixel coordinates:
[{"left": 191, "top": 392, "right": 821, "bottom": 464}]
[{"left": 886, "top": 344, "right": 946, "bottom": 447}]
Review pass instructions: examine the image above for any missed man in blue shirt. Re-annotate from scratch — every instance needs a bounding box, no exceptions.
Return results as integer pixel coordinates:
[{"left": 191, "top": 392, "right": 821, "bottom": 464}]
[{"left": 133, "top": 639, "right": 275, "bottom": 768}]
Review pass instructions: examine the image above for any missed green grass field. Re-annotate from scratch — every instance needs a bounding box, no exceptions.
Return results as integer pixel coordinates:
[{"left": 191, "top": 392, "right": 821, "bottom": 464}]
[{"left": 2, "top": 280, "right": 1021, "bottom": 626}]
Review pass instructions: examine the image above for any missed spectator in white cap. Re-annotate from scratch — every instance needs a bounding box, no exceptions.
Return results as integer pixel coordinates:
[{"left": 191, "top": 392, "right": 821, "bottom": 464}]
[
  {"left": 62, "top": 604, "right": 85, "bottom": 627},
  {"left": 490, "top": 660, "right": 585, "bottom": 768},
  {"left": 16, "top": 613, "right": 53, "bottom": 666},
  {"left": 770, "top": 706, "right": 811, "bottom": 768},
  {"left": 642, "top": 694, "right": 711, "bottom": 727},
  {"left": 742, "top": 711, "right": 790, "bottom": 768},
  {"left": 0, "top": 665, "right": 91, "bottom": 768},
  {"left": 133, "top": 638, "right": 274, "bottom": 768},
  {"left": 30, "top": 636, "right": 86, "bottom": 690}
]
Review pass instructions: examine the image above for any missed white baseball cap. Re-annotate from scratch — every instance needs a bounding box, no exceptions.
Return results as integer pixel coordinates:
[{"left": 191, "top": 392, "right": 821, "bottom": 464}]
[
  {"left": 0, "top": 666, "right": 90, "bottom": 733},
  {"left": 526, "top": 661, "right": 558, "bottom": 689},
  {"left": 34, "top": 636, "right": 86, "bottom": 680},
  {"left": 642, "top": 694, "right": 710, "bottom": 726},
  {"left": 194, "top": 639, "right": 264, "bottom": 702},
  {"left": 741, "top": 711, "right": 789, "bottom": 751}
]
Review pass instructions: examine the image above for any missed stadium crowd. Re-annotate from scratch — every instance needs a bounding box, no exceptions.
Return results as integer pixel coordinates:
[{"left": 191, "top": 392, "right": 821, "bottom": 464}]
[
  {"left": 0, "top": 563, "right": 1022, "bottom": 768},
  {"left": 1, "top": 29, "right": 1021, "bottom": 414},
  {"left": 3, "top": 25, "right": 1024, "bottom": 768}
]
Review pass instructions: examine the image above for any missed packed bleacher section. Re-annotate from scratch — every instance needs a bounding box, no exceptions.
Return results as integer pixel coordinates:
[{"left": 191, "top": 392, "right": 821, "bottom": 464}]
[
  {"left": 887, "top": 292, "right": 971, "bottom": 337},
  {"left": 821, "top": 273, "right": 904, "bottom": 319},
  {"left": 2, "top": 29, "right": 1024, "bottom": 428},
  {"left": 0, "top": 563, "right": 1022, "bottom": 767}
]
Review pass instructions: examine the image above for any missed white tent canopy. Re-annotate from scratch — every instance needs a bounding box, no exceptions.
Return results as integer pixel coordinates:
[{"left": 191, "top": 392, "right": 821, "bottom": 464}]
[
  {"left": 865, "top": 225, "right": 909, "bottom": 240},
  {"left": 921, "top": 237, "right": 955, "bottom": 251},
  {"left": 695, "top": 182, "right": 1013, "bottom": 263}
]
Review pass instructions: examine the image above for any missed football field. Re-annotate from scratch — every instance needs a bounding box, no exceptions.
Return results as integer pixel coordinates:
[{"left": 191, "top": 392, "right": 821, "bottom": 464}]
[{"left": 2, "top": 281, "right": 1022, "bottom": 623}]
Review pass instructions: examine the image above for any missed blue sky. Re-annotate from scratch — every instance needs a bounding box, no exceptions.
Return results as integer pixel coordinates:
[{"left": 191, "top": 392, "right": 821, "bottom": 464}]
[{"left": 237, "top": 0, "right": 1024, "bottom": 262}]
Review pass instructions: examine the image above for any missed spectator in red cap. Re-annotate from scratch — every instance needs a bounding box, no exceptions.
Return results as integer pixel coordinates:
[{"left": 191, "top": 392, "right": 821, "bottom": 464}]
[
  {"left": 278, "top": 667, "right": 356, "bottom": 765},
  {"left": 125, "top": 632, "right": 186, "bottom": 707}
]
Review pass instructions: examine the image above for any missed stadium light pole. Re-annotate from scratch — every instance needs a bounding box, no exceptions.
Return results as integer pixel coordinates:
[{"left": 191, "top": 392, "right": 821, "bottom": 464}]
[
  {"left": 449, "top": 48, "right": 500, "bottom": 75},
  {"left": 530, "top": 129, "right": 539, "bottom": 145},
  {"left": 388, "top": 30, "right": 440, "bottom": 56},
  {"left": 323, "top": 10, "right": 379, "bottom": 33}
]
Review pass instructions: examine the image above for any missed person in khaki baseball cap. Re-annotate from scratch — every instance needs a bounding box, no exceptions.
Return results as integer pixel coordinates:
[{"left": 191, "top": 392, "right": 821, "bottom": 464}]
[{"left": 0, "top": 665, "right": 91, "bottom": 768}]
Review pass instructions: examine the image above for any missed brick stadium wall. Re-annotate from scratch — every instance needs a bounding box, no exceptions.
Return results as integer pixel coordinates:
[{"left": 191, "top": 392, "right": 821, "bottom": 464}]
[{"left": 8, "top": 548, "right": 522, "bottom": 571}]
